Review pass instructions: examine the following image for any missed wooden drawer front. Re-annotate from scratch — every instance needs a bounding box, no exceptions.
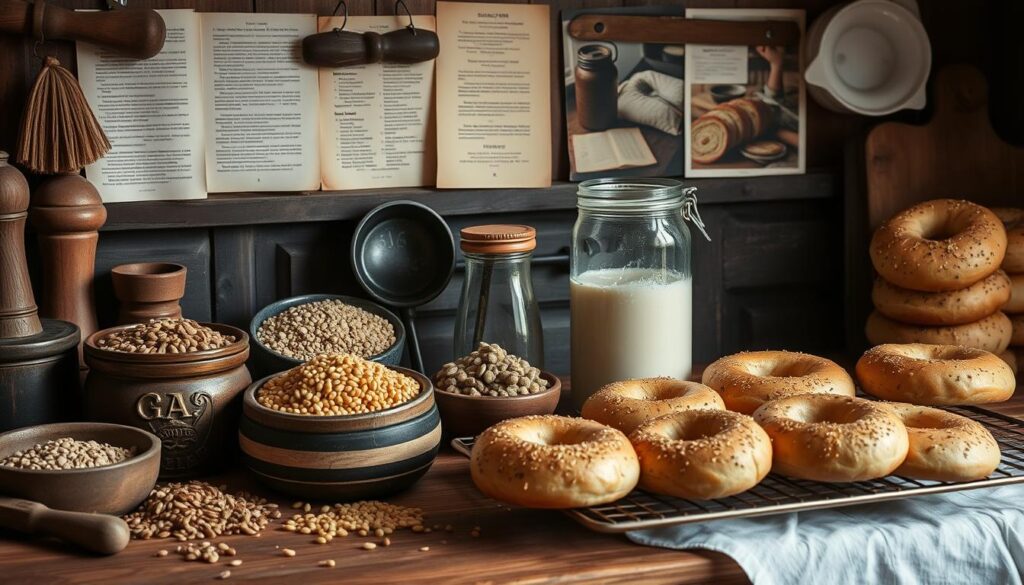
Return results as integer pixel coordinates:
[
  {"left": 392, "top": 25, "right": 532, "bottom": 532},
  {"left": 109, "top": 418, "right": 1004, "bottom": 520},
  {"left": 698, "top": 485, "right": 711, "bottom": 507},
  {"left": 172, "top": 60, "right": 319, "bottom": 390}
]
[
  {"left": 717, "top": 204, "right": 843, "bottom": 354},
  {"left": 721, "top": 214, "right": 834, "bottom": 290}
]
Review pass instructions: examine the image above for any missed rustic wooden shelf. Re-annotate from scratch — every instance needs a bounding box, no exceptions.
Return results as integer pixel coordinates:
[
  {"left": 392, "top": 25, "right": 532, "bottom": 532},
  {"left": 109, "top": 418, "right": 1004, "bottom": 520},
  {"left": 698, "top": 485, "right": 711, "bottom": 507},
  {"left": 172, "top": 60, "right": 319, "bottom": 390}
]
[{"left": 100, "top": 173, "right": 836, "bottom": 231}]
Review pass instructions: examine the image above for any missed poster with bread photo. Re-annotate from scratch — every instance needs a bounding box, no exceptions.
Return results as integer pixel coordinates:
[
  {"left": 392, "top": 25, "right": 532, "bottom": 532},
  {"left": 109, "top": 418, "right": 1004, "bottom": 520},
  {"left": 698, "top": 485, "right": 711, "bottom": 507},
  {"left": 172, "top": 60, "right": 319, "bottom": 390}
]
[
  {"left": 562, "top": 6, "right": 686, "bottom": 181},
  {"left": 684, "top": 8, "right": 805, "bottom": 177}
]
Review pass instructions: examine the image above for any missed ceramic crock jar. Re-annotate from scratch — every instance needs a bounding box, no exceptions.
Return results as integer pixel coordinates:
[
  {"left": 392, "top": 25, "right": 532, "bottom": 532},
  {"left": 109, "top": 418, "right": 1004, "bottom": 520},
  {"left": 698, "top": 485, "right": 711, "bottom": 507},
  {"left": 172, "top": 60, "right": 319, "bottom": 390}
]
[{"left": 82, "top": 323, "right": 251, "bottom": 478}]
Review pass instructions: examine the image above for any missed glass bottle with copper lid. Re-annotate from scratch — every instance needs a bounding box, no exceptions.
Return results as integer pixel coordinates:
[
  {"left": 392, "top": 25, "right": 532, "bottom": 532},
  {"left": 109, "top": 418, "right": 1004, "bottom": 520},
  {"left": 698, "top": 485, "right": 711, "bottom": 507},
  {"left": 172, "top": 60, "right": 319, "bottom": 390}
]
[{"left": 454, "top": 225, "right": 544, "bottom": 367}]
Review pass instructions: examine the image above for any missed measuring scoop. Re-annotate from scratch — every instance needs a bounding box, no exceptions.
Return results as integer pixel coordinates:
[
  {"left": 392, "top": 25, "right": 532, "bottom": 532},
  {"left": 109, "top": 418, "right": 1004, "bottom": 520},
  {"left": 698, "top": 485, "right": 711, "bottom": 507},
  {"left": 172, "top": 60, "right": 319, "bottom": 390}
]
[{"left": 351, "top": 201, "right": 455, "bottom": 373}]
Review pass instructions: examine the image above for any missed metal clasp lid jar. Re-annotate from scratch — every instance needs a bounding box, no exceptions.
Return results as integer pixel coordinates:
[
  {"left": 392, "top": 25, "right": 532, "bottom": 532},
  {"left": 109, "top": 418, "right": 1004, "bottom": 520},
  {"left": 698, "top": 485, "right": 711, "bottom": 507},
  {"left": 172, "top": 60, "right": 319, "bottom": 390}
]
[{"left": 570, "top": 178, "right": 709, "bottom": 409}]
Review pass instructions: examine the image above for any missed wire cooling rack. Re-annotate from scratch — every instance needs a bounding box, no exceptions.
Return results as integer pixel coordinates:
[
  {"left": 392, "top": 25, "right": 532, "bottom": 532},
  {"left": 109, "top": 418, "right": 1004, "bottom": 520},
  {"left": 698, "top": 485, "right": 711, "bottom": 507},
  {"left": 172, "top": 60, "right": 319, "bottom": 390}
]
[{"left": 451, "top": 405, "right": 1024, "bottom": 533}]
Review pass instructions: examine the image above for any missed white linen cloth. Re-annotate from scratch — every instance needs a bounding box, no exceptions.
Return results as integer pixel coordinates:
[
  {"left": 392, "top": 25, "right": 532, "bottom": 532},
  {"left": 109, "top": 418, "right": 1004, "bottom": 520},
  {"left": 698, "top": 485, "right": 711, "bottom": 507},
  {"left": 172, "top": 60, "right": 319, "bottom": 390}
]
[
  {"left": 617, "top": 70, "right": 683, "bottom": 136},
  {"left": 627, "top": 484, "right": 1024, "bottom": 585}
]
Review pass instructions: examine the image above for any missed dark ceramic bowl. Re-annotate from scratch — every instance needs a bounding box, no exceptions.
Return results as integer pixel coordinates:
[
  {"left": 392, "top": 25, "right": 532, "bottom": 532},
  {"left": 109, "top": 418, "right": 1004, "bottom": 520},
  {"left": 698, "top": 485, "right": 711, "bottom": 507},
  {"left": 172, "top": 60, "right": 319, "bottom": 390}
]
[
  {"left": 249, "top": 294, "right": 406, "bottom": 378},
  {"left": 0, "top": 422, "right": 160, "bottom": 515},
  {"left": 239, "top": 367, "right": 440, "bottom": 500},
  {"left": 710, "top": 84, "right": 746, "bottom": 103},
  {"left": 433, "top": 372, "right": 562, "bottom": 438}
]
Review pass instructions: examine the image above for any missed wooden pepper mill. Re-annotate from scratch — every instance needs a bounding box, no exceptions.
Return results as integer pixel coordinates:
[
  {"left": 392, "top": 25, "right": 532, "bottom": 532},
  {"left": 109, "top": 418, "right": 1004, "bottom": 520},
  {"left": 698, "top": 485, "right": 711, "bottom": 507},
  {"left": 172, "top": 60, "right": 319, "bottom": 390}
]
[
  {"left": 0, "top": 152, "right": 42, "bottom": 338},
  {"left": 29, "top": 172, "right": 106, "bottom": 364},
  {"left": 0, "top": 153, "right": 81, "bottom": 431}
]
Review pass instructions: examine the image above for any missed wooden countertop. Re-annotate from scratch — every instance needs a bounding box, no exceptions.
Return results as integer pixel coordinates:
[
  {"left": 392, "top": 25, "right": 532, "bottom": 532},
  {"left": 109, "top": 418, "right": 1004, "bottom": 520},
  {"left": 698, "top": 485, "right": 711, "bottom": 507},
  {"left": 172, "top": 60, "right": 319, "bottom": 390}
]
[{"left": 1, "top": 387, "right": 1022, "bottom": 584}]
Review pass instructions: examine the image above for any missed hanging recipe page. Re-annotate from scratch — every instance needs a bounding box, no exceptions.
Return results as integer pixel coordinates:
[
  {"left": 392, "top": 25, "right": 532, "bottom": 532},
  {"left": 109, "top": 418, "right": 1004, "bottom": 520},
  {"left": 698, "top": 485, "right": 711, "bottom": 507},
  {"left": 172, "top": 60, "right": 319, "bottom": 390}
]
[
  {"left": 77, "top": 9, "right": 207, "bottom": 203},
  {"left": 318, "top": 15, "right": 437, "bottom": 190},
  {"left": 434, "top": 1, "right": 551, "bottom": 188},
  {"left": 201, "top": 12, "right": 321, "bottom": 192}
]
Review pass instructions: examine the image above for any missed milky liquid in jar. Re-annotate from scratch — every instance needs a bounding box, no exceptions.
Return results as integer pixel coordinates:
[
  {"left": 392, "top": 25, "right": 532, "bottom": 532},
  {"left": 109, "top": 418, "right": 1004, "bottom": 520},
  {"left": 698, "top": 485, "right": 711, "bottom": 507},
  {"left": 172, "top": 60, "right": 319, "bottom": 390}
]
[
  {"left": 570, "top": 268, "right": 692, "bottom": 409},
  {"left": 570, "top": 178, "right": 708, "bottom": 410}
]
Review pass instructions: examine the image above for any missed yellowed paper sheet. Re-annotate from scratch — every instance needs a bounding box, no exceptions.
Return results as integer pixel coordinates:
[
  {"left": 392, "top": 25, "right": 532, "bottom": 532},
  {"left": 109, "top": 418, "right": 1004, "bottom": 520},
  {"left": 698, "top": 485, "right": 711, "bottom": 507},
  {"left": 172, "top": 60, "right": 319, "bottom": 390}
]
[
  {"left": 434, "top": 2, "right": 551, "bottom": 188},
  {"left": 201, "top": 12, "right": 320, "bottom": 192},
  {"left": 77, "top": 9, "right": 206, "bottom": 203},
  {"left": 318, "top": 16, "right": 437, "bottom": 191}
]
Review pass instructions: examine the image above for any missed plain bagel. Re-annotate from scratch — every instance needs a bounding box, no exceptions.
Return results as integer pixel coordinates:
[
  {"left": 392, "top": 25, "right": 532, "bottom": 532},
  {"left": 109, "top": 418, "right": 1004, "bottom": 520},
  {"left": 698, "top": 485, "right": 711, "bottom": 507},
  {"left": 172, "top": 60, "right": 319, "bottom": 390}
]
[
  {"left": 871, "top": 271, "right": 1011, "bottom": 326},
  {"left": 1006, "top": 273, "right": 1024, "bottom": 314},
  {"left": 870, "top": 199, "right": 1007, "bottom": 292},
  {"left": 993, "top": 207, "right": 1024, "bottom": 273},
  {"left": 581, "top": 378, "right": 725, "bottom": 434},
  {"left": 629, "top": 409, "right": 772, "bottom": 499},
  {"left": 856, "top": 343, "right": 1016, "bottom": 405},
  {"left": 470, "top": 415, "right": 639, "bottom": 509},
  {"left": 880, "top": 402, "right": 1001, "bottom": 482},
  {"left": 865, "top": 310, "right": 1013, "bottom": 354},
  {"left": 752, "top": 394, "right": 909, "bottom": 482},
  {"left": 701, "top": 350, "right": 856, "bottom": 414}
]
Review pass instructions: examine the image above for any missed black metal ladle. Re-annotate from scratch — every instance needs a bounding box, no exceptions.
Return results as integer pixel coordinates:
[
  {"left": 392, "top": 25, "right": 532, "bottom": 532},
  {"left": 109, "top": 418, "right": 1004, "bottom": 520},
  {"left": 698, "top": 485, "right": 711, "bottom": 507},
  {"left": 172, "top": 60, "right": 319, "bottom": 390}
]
[{"left": 350, "top": 201, "right": 455, "bottom": 373}]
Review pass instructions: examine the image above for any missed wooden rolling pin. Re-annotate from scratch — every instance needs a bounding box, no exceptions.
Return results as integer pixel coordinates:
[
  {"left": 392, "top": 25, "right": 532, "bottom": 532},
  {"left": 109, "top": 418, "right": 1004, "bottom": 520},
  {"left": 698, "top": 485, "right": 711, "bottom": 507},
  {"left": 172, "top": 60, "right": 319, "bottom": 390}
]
[
  {"left": 568, "top": 15, "right": 801, "bottom": 46},
  {"left": 0, "top": 0, "right": 165, "bottom": 59},
  {"left": 0, "top": 496, "right": 129, "bottom": 555}
]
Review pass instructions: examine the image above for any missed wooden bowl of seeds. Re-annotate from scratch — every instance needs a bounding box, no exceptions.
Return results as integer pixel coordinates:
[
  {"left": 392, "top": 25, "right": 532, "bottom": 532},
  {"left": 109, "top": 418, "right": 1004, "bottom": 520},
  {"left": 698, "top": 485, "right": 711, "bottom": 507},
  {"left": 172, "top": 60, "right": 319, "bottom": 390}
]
[
  {"left": 0, "top": 422, "right": 160, "bottom": 515},
  {"left": 432, "top": 343, "right": 562, "bottom": 437},
  {"left": 434, "top": 371, "right": 562, "bottom": 438}
]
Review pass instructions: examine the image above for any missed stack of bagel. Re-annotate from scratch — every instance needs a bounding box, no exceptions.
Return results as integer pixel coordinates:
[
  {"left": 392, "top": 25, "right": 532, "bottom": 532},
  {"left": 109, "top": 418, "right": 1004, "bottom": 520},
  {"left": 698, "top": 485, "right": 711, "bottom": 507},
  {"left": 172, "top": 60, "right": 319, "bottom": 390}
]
[
  {"left": 993, "top": 208, "right": 1024, "bottom": 373},
  {"left": 867, "top": 199, "right": 1015, "bottom": 369}
]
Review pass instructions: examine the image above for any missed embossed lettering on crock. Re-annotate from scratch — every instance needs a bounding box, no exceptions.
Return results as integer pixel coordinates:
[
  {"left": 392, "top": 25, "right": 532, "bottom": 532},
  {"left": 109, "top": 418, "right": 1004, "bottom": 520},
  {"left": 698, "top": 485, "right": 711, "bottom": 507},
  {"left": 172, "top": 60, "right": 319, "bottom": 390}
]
[{"left": 136, "top": 392, "right": 212, "bottom": 470}]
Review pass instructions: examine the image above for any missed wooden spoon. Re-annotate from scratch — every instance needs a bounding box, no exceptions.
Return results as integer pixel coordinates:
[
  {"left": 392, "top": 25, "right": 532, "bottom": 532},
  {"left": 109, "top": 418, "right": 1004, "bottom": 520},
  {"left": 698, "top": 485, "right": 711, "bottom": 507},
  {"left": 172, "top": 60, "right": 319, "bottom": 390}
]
[{"left": 0, "top": 496, "right": 129, "bottom": 555}]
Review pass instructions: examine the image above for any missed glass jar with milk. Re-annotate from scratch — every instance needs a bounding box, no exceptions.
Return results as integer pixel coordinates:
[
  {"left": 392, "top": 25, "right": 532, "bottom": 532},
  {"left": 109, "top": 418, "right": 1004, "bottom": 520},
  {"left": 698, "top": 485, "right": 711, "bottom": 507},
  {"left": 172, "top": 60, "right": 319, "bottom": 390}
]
[{"left": 571, "top": 178, "right": 709, "bottom": 409}]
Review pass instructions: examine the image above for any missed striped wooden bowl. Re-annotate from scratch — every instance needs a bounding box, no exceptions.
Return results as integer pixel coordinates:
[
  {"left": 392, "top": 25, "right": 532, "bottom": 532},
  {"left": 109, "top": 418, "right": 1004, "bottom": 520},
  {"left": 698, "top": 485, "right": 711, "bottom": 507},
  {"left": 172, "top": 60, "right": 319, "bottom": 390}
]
[{"left": 239, "top": 367, "right": 441, "bottom": 500}]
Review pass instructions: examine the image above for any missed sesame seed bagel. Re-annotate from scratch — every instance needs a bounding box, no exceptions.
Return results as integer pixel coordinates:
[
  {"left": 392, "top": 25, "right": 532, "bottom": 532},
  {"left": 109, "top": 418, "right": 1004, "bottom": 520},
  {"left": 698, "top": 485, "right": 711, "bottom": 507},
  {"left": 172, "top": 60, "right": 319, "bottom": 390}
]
[
  {"left": 879, "top": 402, "right": 1000, "bottom": 482},
  {"left": 752, "top": 394, "right": 909, "bottom": 482},
  {"left": 865, "top": 310, "right": 1012, "bottom": 354},
  {"left": 856, "top": 343, "right": 1016, "bottom": 405},
  {"left": 993, "top": 207, "right": 1024, "bottom": 273},
  {"left": 870, "top": 199, "right": 1007, "bottom": 292},
  {"left": 629, "top": 409, "right": 771, "bottom": 499},
  {"left": 701, "top": 351, "right": 856, "bottom": 415},
  {"left": 1006, "top": 273, "right": 1024, "bottom": 314},
  {"left": 872, "top": 271, "right": 1011, "bottom": 326},
  {"left": 581, "top": 378, "right": 725, "bottom": 434},
  {"left": 470, "top": 415, "right": 639, "bottom": 509}
]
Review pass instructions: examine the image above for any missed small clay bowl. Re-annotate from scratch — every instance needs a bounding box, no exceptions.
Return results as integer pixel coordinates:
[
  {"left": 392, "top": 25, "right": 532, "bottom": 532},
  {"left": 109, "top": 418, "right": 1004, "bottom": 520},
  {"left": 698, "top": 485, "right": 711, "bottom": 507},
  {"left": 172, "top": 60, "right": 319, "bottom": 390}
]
[
  {"left": 0, "top": 422, "right": 160, "bottom": 515},
  {"left": 249, "top": 294, "right": 406, "bottom": 378},
  {"left": 239, "top": 367, "right": 440, "bottom": 500},
  {"left": 111, "top": 262, "right": 187, "bottom": 323},
  {"left": 433, "top": 372, "right": 562, "bottom": 437}
]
